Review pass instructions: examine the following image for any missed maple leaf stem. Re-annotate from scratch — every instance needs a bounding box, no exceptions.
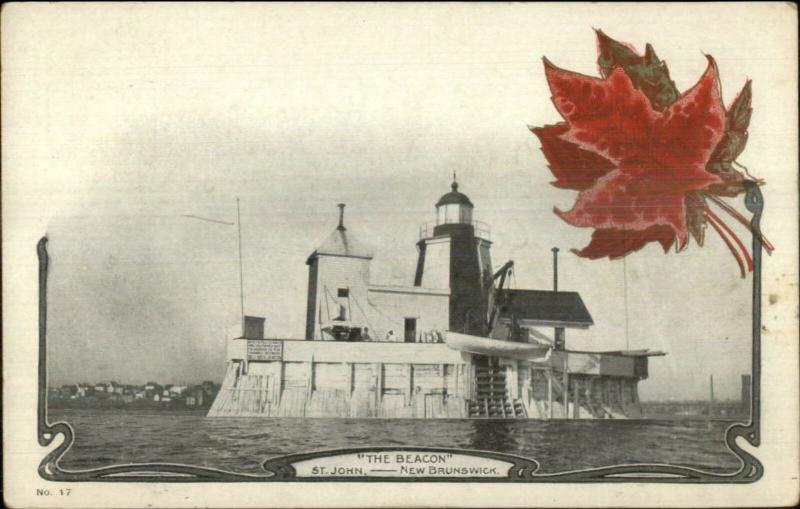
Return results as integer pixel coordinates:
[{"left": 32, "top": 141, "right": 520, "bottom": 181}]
[
  {"left": 703, "top": 204, "right": 754, "bottom": 273},
  {"left": 705, "top": 194, "right": 775, "bottom": 252},
  {"left": 733, "top": 160, "right": 763, "bottom": 184},
  {"left": 704, "top": 211, "right": 747, "bottom": 278}
]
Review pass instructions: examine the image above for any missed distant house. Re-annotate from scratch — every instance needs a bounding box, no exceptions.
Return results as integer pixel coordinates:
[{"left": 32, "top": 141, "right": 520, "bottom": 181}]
[
  {"left": 169, "top": 385, "right": 187, "bottom": 396},
  {"left": 58, "top": 384, "right": 77, "bottom": 398},
  {"left": 144, "top": 382, "right": 163, "bottom": 398},
  {"left": 134, "top": 391, "right": 146, "bottom": 400},
  {"left": 59, "top": 383, "right": 90, "bottom": 399},
  {"left": 199, "top": 381, "right": 220, "bottom": 403},
  {"left": 94, "top": 383, "right": 106, "bottom": 393}
]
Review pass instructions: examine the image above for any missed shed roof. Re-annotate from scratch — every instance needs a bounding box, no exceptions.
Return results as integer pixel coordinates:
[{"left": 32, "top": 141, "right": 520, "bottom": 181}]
[{"left": 498, "top": 289, "right": 593, "bottom": 329}]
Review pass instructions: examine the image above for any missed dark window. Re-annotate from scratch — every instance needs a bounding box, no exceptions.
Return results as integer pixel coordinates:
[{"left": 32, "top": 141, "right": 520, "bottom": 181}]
[
  {"left": 404, "top": 318, "right": 417, "bottom": 343},
  {"left": 337, "top": 288, "right": 349, "bottom": 298}
]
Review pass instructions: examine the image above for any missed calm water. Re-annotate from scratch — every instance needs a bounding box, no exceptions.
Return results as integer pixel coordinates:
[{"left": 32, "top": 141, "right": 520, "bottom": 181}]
[{"left": 49, "top": 409, "right": 742, "bottom": 474}]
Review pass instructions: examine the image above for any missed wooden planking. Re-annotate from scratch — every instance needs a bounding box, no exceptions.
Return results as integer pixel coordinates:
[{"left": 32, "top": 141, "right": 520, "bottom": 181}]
[
  {"left": 210, "top": 359, "right": 647, "bottom": 420},
  {"left": 306, "top": 388, "right": 349, "bottom": 417},
  {"left": 208, "top": 362, "right": 275, "bottom": 416},
  {"left": 314, "top": 362, "right": 348, "bottom": 390},
  {"left": 278, "top": 389, "right": 307, "bottom": 416},
  {"left": 523, "top": 372, "right": 642, "bottom": 420},
  {"left": 443, "top": 364, "right": 456, "bottom": 395},
  {"left": 207, "top": 362, "right": 240, "bottom": 417},
  {"left": 352, "top": 363, "right": 377, "bottom": 390},
  {"left": 350, "top": 389, "right": 376, "bottom": 417},
  {"left": 282, "top": 362, "right": 308, "bottom": 389},
  {"left": 382, "top": 363, "right": 407, "bottom": 390},
  {"left": 413, "top": 364, "right": 444, "bottom": 392},
  {"left": 380, "top": 394, "right": 413, "bottom": 418}
]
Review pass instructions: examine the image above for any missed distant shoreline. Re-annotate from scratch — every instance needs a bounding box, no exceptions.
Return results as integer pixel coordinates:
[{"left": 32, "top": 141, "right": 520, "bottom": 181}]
[
  {"left": 47, "top": 398, "right": 211, "bottom": 412},
  {"left": 47, "top": 402, "right": 747, "bottom": 422}
]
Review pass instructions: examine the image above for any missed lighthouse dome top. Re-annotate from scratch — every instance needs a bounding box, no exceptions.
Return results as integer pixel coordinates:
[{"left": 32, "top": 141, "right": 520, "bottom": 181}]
[{"left": 435, "top": 180, "right": 473, "bottom": 208}]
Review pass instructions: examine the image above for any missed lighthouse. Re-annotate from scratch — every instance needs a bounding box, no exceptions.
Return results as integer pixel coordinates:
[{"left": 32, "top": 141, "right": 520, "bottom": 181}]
[
  {"left": 210, "top": 181, "right": 660, "bottom": 421},
  {"left": 414, "top": 178, "right": 493, "bottom": 336}
]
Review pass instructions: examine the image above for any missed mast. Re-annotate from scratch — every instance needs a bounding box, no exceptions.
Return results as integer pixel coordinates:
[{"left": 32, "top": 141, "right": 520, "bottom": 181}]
[{"left": 236, "top": 197, "right": 245, "bottom": 337}]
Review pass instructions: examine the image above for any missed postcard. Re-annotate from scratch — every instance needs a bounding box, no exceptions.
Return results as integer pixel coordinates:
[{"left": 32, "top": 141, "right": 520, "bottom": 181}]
[{"left": 3, "top": 2, "right": 798, "bottom": 508}]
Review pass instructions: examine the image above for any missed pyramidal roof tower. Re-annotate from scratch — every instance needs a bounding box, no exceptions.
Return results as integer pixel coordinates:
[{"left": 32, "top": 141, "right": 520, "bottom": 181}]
[
  {"left": 305, "top": 204, "right": 374, "bottom": 340},
  {"left": 308, "top": 203, "right": 374, "bottom": 261}
]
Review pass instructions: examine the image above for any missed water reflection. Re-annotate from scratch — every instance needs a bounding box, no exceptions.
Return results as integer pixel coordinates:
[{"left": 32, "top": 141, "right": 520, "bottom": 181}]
[{"left": 468, "top": 419, "right": 519, "bottom": 452}]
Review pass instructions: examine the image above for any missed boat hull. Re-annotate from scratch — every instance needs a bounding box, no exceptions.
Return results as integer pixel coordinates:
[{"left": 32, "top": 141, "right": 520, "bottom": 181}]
[{"left": 445, "top": 332, "right": 550, "bottom": 360}]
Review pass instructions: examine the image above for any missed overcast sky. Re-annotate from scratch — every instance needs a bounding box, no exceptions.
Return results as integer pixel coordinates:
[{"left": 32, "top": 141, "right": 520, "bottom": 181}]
[{"left": 5, "top": 3, "right": 797, "bottom": 401}]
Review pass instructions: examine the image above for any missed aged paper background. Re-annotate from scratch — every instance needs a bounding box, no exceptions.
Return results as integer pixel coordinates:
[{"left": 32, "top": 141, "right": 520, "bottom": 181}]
[{"left": 3, "top": 2, "right": 798, "bottom": 507}]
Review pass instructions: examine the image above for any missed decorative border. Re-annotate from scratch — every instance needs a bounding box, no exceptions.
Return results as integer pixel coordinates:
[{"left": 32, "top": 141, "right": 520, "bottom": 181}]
[{"left": 36, "top": 186, "right": 765, "bottom": 483}]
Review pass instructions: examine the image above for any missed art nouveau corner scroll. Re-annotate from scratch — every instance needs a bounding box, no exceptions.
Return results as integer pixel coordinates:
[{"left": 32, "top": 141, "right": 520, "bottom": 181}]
[{"left": 4, "top": 4, "right": 798, "bottom": 508}]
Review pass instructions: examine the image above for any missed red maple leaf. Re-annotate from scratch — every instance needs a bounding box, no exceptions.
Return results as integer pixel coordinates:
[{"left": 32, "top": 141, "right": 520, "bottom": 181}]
[{"left": 532, "top": 33, "right": 773, "bottom": 276}]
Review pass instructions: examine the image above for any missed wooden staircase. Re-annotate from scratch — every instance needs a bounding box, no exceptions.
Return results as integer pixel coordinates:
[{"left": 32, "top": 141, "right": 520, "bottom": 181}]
[{"left": 467, "top": 364, "right": 525, "bottom": 418}]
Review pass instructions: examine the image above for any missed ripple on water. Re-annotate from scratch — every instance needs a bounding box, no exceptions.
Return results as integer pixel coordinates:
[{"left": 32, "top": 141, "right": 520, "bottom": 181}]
[{"left": 49, "top": 409, "right": 743, "bottom": 474}]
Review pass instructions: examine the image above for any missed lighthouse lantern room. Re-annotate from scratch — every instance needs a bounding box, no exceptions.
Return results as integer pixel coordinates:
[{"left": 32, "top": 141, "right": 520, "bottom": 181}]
[{"left": 436, "top": 179, "right": 474, "bottom": 225}]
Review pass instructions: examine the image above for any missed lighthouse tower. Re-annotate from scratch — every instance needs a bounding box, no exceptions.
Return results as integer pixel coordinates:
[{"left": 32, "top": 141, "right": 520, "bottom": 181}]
[{"left": 414, "top": 178, "right": 493, "bottom": 336}]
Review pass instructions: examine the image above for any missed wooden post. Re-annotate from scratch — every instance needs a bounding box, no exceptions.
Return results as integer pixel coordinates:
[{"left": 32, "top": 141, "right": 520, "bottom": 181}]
[
  {"left": 572, "top": 377, "right": 580, "bottom": 419},
  {"left": 454, "top": 363, "right": 460, "bottom": 399},
  {"left": 345, "top": 362, "right": 353, "bottom": 396},
  {"left": 507, "top": 362, "right": 517, "bottom": 400},
  {"left": 306, "top": 359, "right": 314, "bottom": 399},
  {"left": 527, "top": 366, "right": 533, "bottom": 407},
  {"left": 468, "top": 363, "right": 476, "bottom": 400},
  {"left": 547, "top": 368, "right": 554, "bottom": 419},
  {"left": 441, "top": 364, "right": 446, "bottom": 399},
  {"left": 375, "top": 363, "right": 383, "bottom": 407},
  {"left": 271, "top": 373, "right": 278, "bottom": 407},
  {"left": 407, "top": 364, "right": 413, "bottom": 406},
  {"left": 562, "top": 355, "right": 569, "bottom": 418},
  {"left": 278, "top": 361, "right": 285, "bottom": 407},
  {"left": 601, "top": 378, "right": 607, "bottom": 410}
]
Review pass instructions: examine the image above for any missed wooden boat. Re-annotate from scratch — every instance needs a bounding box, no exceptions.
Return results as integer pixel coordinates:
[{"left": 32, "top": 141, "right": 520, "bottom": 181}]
[{"left": 445, "top": 331, "right": 551, "bottom": 360}]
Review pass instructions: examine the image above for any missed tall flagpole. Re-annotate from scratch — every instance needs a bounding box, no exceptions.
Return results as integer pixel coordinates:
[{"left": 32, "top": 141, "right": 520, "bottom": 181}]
[
  {"left": 181, "top": 208, "right": 243, "bottom": 338},
  {"left": 236, "top": 197, "right": 245, "bottom": 337}
]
